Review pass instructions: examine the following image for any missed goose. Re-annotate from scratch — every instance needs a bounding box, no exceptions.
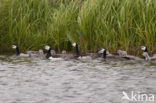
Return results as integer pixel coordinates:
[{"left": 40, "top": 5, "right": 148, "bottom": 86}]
[
  {"left": 98, "top": 48, "right": 107, "bottom": 60},
  {"left": 44, "top": 45, "right": 63, "bottom": 60},
  {"left": 72, "top": 42, "right": 92, "bottom": 60},
  {"left": 141, "top": 46, "right": 156, "bottom": 61},
  {"left": 86, "top": 48, "right": 113, "bottom": 60},
  {"left": 97, "top": 48, "right": 122, "bottom": 61},
  {"left": 12, "top": 45, "right": 29, "bottom": 57},
  {"left": 117, "top": 50, "right": 142, "bottom": 60},
  {"left": 60, "top": 43, "right": 83, "bottom": 60},
  {"left": 141, "top": 46, "right": 150, "bottom": 60},
  {"left": 98, "top": 48, "right": 137, "bottom": 61}
]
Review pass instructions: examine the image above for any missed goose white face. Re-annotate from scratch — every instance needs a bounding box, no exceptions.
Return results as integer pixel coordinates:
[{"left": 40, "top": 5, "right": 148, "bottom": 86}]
[
  {"left": 12, "top": 45, "right": 17, "bottom": 49},
  {"left": 98, "top": 48, "right": 105, "bottom": 54},
  {"left": 45, "top": 45, "right": 50, "bottom": 50},
  {"left": 141, "top": 46, "right": 146, "bottom": 51},
  {"left": 72, "top": 42, "right": 76, "bottom": 47}
]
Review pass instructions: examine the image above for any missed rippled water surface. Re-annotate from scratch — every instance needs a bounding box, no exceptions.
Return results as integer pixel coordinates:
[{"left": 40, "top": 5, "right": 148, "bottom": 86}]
[{"left": 0, "top": 55, "right": 156, "bottom": 103}]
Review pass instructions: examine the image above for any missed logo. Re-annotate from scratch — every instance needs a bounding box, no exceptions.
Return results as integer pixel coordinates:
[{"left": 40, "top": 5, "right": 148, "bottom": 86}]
[{"left": 121, "top": 91, "right": 155, "bottom": 102}]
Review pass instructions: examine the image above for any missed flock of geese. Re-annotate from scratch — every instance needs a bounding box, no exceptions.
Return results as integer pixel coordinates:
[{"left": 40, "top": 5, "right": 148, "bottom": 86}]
[{"left": 12, "top": 42, "right": 156, "bottom": 61}]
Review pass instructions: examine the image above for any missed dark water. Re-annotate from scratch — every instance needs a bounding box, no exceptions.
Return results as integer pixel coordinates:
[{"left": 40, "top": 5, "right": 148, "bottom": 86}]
[{"left": 0, "top": 55, "right": 156, "bottom": 103}]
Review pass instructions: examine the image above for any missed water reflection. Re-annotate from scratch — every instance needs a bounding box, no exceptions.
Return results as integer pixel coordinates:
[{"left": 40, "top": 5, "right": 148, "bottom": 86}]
[{"left": 0, "top": 55, "right": 156, "bottom": 103}]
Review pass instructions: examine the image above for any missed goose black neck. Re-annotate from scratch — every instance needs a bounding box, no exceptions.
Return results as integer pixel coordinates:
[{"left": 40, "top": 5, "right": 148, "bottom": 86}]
[
  {"left": 103, "top": 50, "right": 106, "bottom": 59},
  {"left": 46, "top": 48, "right": 52, "bottom": 59},
  {"left": 75, "top": 43, "right": 80, "bottom": 56},
  {"left": 16, "top": 47, "right": 20, "bottom": 56},
  {"left": 145, "top": 48, "right": 148, "bottom": 52}
]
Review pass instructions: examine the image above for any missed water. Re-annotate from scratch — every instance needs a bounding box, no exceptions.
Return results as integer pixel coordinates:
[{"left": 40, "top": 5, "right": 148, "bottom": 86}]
[{"left": 0, "top": 55, "right": 156, "bottom": 103}]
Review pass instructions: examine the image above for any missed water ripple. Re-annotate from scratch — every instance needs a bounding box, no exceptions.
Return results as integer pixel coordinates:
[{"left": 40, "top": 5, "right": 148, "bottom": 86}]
[{"left": 0, "top": 55, "right": 156, "bottom": 103}]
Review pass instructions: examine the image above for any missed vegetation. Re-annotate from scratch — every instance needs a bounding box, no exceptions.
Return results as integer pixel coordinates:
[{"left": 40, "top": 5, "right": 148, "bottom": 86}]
[{"left": 0, "top": 0, "right": 155, "bottom": 55}]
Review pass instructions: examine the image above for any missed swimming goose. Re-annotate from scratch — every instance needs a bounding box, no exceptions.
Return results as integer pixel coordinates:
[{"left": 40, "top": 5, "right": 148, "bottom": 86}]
[
  {"left": 44, "top": 45, "right": 63, "bottom": 60},
  {"left": 88, "top": 48, "right": 112, "bottom": 59},
  {"left": 141, "top": 46, "right": 156, "bottom": 61},
  {"left": 97, "top": 48, "right": 124, "bottom": 61},
  {"left": 72, "top": 42, "right": 92, "bottom": 60},
  {"left": 12, "top": 45, "right": 29, "bottom": 57},
  {"left": 61, "top": 42, "right": 92, "bottom": 60},
  {"left": 98, "top": 48, "right": 107, "bottom": 60},
  {"left": 98, "top": 48, "right": 136, "bottom": 61},
  {"left": 117, "top": 50, "right": 142, "bottom": 60},
  {"left": 141, "top": 46, "right": 150, "bottom": 60}
]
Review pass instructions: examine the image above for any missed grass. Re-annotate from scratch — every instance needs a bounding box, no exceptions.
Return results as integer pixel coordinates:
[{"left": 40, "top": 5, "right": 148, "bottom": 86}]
[{"left": 0, "top": 0, "right": 155, "bottom": 55}]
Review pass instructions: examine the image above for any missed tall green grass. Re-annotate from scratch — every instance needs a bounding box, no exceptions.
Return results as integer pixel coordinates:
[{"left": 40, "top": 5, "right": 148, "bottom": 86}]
[{"left": 0, "top": 0, "right": 155, "bottom": 55}]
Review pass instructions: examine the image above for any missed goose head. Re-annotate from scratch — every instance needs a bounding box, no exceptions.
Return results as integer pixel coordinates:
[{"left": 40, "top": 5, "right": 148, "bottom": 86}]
[
  {"left": 72, "top": 42, "right": 77, "bottom": 47},
  {"left": 12, "top": 45, "right": 17, "bottom": 49},
  {"left": 45, "top": 45, "right": 51, "bottom": 51},
  {"left": 141, "top": 46, "right": 148, "bottom": 52},
  {"left": 98, "top": 48, "right": 106, "bottom": 54}
]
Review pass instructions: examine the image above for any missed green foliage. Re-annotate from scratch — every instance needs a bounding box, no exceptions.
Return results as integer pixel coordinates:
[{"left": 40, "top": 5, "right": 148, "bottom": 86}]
[{"left": 0, "top": 0, "right": 155, "bottom": 55}]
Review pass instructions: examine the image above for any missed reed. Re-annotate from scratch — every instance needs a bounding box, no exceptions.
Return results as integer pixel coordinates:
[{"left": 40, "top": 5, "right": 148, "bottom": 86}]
[{"left": 0, "top": 0, "right": 155, "bottom": 55}]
